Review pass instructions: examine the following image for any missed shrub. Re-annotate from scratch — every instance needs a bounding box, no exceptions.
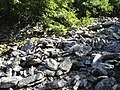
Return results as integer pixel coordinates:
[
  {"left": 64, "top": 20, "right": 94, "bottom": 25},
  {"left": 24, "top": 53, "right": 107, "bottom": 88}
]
[
  {"left": 1, "top": 0, "right": 120, "bottom": 38},
  {"left": 73, "top": 0, "right": 113, "bottom": 18},
  {"left": 109, "top": 0, "right": 120, "bottom": 17}
]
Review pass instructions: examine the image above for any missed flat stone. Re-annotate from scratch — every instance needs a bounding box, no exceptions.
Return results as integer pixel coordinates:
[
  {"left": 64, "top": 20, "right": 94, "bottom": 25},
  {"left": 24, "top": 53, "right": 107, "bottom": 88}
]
[
  {"left": 17, "top": 72, "right": 44, "bottom": 88},
  {"left": 13, "top": 65, "right": 23, "bottom": 72},
  {"left": 94, "top": 77, "right": 116, "bottom": 90},
  {"left": 46, "top": 58, "right": 58, "bottom": 70},
  {"left": 20, "top": 58, "right": 41, "bottom": 67},
  {"left": 44, "top": 69, "right": 55, "bottom": 76},
  {"left": 45, "top": 80, "right": 66, "bottom": 89},
  {"left": 73, "top": 80, "right": 80, "bottom": 90},
  {"left": 0, "top": 76, "right": 23, "bottom": 88},
  {"left": 102, "top": 21, "right": 114, "bottom": 27},
  {"left": 59, "top": 57, "right": 72, "bottom": 73},
  {"left": 68, "top": 44, "right": 92, "bottom": 56},
  {"left": 112, "top": 84, "right": 120, "bottom": 90},
  {"left": 21, "top": 40, "right": 34, "bottom": 54},
  {"left": 79, "top": 79, "right": 93, "bottom": 90},
  {"left": 56, "top": 70, "right": 63, "bottom": 76},
  {"left": 88, "top": 24, "right": 102, "bottom": 30}
]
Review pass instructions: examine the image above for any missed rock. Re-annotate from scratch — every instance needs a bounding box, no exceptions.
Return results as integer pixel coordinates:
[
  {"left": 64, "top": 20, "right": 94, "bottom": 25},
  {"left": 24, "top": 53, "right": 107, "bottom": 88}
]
[
  {"left": 68, "top": 44, "right": 92, "bottom": 56},
  {"left": 94, "top": 77, "right": 116, "bottom": 90},
  {"left": 20, "top": 58, "right": 41, "bottom": 67},
  {"left": 17, "top": 72, "right": 44, "bottom": 88},
  {"left": 91, "top": 68, "right": 105, "bottom": 76},
  {"left": 46, "top": 58, "right": 58, "bottom": 70},
  {"left": 0, "top": 71, "right": 5, "bottom": 77},
  {"left": 44, "top": 48, "right": 59, "bottom": 58},
  {"left": 84, "top": 59, "right": 92, "bottom": 66},
  {"left": 92, "top": 54, "right": 102, "bottom": 64},
  {"left": 59, "top": 57, "right": 72, "bottom": 73},
  {"left": 12, "top": 50, "right": 21, "bottom": 56},
  {"left": 112, "top": 84, "right": 120, "bottom": 90},
  {"left": 113, "top": 33, "right": 120, "bottom": 39},
  {"left": 63, "top": 41, "right": 76, "bottom": 51},
  {"left": 73, "top": 80, "right": 81, "bottom": 90},
  {"left": 88, "top": 24, "right": 102, "bottom": 30},
  {"left": 44, "top": 69, "right": 55, "bottom": 76},
  {"left": 74, "top": 75, "right": 81, "bottom": 80},
  {"left": 10, "top": 46, "right": 18, "bottom": 51},
  {"left": 79, "top": 79, "right": 93, "bottom": 90},
  {"left": 102, "top": 21, "right": 114, "bottom": 27},
  {"left": 45, "top": 80, "right": 66, "bottom": 89},
  {"left": 21, "top": 40, "right": 34, "bottom": 53},
  {"left": 56, "top": 70, "right": 63, "bottom": 76},
  {"left": 104, "top": 41, "right": 120, "bottom": 53},
  {"left": 13, "top": 65, "right": 22, "bottom": 72},
  {"left": 0, "top": 76, "right": 23, "bottom": 88}
]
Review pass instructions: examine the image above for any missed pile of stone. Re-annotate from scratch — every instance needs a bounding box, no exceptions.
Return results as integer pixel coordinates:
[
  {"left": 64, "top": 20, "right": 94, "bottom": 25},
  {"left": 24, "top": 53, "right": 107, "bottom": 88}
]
[{"left": 0, "top": 17, "right": 120, "bottom": 90}]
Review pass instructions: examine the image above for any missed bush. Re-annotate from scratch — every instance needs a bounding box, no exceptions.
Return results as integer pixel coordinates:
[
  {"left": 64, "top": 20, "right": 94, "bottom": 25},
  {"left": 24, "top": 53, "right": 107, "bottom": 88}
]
[
  {"left": 1, "top": 0, "right": 120, "bottom": 38},
  {"left": 41, "top": 0, "right": 81, "bottom": 35},
  {"left": 73, "top": 0, "right": 113, "bottom": 18},
  {"left": 109, "top": 0, "right": 120, "bottom": 17}
]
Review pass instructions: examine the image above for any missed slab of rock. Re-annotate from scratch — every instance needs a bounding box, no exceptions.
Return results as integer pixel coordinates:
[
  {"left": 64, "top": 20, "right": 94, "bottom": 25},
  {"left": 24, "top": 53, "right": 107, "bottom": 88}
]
[
  {"left": 68, "top": 44, "right": 92, "bottom": 56},
  {"left": 79, "top": 79, "right": 93, "bottom": 90},
  {"left": 102, "top": 21, "right": 114, "bottom": 27},
  {"left": 46, "top": 58, "right": 58, "bottom": 70},
  {"left": 59, "top": 57, "right": 72, "bottom": 73},
  {"left": 45, "top": 80, "right": 66, "bottom": 89},
  {"left": 44, "top": 69, "right": 55, "bottom": 76},
  {"left": 21, "top": 40, "right": 34, "bottom": 53},
  {"left": 0, "top": 76, "right": 23, "bottom": 88},
  {"left": 88, "top": 24, "right": 102, "bottom": 30},
  {"left": 17, "top": 72, "right": 44, "bottom": 88},
  {"left": 112, "top": 84, "right": 120, "bottom": 90},
  {"left": 94, "top": 77, "right": 116, "bottom": 90}
]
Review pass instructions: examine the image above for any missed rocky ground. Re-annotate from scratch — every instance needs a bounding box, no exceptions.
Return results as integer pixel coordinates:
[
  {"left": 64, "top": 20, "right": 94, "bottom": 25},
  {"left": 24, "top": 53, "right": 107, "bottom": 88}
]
[{"left": 0, "top": 17, "right": 120, "bottom": 90}]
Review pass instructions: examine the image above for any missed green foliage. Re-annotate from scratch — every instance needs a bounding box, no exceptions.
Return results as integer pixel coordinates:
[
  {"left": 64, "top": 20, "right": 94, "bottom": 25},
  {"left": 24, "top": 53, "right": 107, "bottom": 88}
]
[
  {"left": 109, "top": 0, "right": 120, "bottom": 16},
  {"left": 0, "top": 0, "right": 120, "bottom": 37},
  {"left": 73, "top": 0, "right": 113, "bottom": 17},
  {"left": 42, "top": 0, "right": 81, "bottom": 35}
]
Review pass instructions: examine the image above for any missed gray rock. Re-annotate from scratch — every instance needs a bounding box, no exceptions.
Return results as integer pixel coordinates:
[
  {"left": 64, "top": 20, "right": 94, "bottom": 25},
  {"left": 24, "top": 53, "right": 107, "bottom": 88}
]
[
  {"left": 56, "top": 70, "right": 63, "bottom": 76},
  {"left": 17, "top": 72, "right": 44, "bottom": 88},
  {"left": 93, "top": 62, "right": 114, "bottom": 69},
  {"left": 113, "top": 33, "right": 120, "bottom": 39},
  {"left": 12, "top": 50, "right": 21, "bottom": 56},
  {"left": 73, "top": 80, "right": 81, "bottom": 90},
  {"left": 94, "top": 77, "right": 116, "bottom": 90},
  {"left": 104, "top": 41, "right": 120, "bottom": 53},
  {"left": 112, "top": 84, "right": 120, "bottom": 90},
  {"left": 10, "top": 46, "right": 18, "bottom": 51},
  {"left": 102, "top": 21, "right": 114, "bottom": 27},
  {"left": 44, "top": 69, "right": 55, "bottom": 76},
  {"left": 88, "top": 24, "right": 102, "bottom": 30},
  {"left": 13, "top": 65, "right": 23, "bottom": 72},
  {"left": 21, "top": 40, "right": 34, "bottom": 54},
  {"left": 74, "top": 75, "right": 80, "bottom": 81},
  {"left": 44, "top": 48, "right": 59, "bottom": 58},
  {"left": 46, "top": 58, "right": 58, "bottom": 70},
  {"left": 68, "top": 44, "right": 92, "bottom": 56},
  {"left": 0, "top": 76, "right": 23, "bottom": 88},
  {"left": 20, "top": 57, "right": 41, "bottom": 67},
  {"left": 45, "top": 80, "right": 66, "bottom": 89},
  {"left": 63, "top": 41, "right": 76, "bottom": 51},
  {"left": 92, "top": 54, "right": 102, "bottom": 64},
  {"left": 79, "top": 79, "right": 93, "bottom": 90},
  {"left": 59, "top": 57, "right": 72, "bottom": 73},
  {"left": 0, "top": 71, "right": 5, "bottom": 77},
  {"left": 91, "top": 68, "right": 105, "bottom": 76}
]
